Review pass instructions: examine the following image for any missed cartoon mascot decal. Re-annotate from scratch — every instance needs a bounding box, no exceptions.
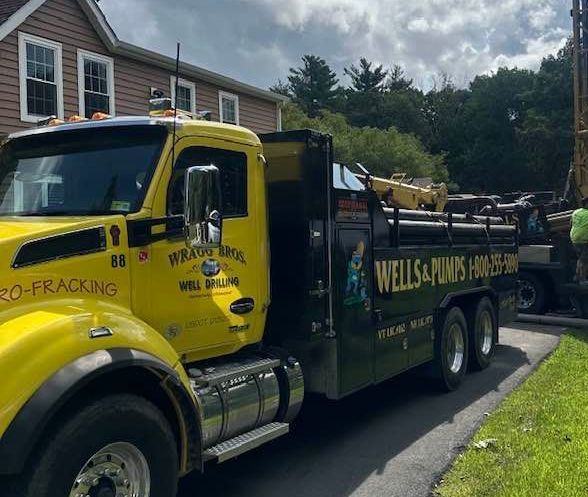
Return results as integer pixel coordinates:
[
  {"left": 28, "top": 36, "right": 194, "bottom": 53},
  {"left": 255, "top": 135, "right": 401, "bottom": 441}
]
[{"left": 344, "top": 240, "right": 369, "bottom": 308}]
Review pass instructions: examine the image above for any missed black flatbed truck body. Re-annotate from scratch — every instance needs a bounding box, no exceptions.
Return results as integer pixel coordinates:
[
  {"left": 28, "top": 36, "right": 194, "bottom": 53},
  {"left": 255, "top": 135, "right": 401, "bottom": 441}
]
[{"left": 261, "top": 130, "right": 518, "bottom": 400}]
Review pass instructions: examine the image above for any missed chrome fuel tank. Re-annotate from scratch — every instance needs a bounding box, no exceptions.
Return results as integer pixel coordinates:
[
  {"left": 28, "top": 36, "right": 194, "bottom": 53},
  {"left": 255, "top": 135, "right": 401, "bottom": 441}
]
[{"left": 190, "top": 355, "right": 303, "bottom": 449}]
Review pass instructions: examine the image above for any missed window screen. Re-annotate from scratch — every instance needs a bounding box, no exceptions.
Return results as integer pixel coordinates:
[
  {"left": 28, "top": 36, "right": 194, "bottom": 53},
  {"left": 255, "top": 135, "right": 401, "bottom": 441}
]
[{"left": 169, "top": 147, "right": 247, "bottom": 218}]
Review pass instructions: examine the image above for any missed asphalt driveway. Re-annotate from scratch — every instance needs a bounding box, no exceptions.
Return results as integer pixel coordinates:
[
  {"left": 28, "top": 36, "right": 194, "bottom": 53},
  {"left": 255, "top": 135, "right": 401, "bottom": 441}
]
[{"left": 179, "top": 323, "right": 563, "bottom": 497}]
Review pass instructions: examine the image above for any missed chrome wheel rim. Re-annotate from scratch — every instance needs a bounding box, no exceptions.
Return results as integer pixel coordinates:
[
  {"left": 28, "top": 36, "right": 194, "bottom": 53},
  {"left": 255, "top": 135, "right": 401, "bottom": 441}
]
[
  {"left": 518, "top": 280, "right": 536, "bottom": 310},
  {"left": 447, "top": 323, "right": 465, "bottom": 374},
  {"left": 69, "top": 442, "right": 150, "bottom": 497},
  {"left": 479, "top": 311, "right": 493, "bottom": 356}
]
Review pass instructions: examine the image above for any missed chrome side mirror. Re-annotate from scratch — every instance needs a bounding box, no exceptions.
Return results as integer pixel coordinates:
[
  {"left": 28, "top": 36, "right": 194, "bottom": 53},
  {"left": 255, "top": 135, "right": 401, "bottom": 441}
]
[{"left": 184, "top": 165, "right": 223, "bottom": 248}]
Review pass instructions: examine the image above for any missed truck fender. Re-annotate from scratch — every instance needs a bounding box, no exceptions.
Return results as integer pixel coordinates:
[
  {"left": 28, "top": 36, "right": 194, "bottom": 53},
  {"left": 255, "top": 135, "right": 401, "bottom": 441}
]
[
  {"left": 439, "top": 286, "right": 496, "bottom": 308},
  {"left": 0, "top": 348, "right": 201, "bottom": 476}
]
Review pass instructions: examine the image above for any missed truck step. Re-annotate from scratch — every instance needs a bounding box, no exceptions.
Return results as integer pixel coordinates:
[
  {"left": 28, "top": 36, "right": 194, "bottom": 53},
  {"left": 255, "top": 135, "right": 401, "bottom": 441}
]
[
  {"left": 203, "top": 422, "right": 289, "bottom": 463},
  {"left": 190, "top": 357, "right": 281, "bottom": 387}
]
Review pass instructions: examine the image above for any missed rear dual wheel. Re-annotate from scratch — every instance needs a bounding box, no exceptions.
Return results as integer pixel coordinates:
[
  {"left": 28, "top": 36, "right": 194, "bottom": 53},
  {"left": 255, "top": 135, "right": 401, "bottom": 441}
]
[
  {"left": 434, "top": 298, "right": 498, "bottom": 391},
  {"left": 434, "top": 307, "right": 469, "bottom": 391},
  {"left": 469, "top": 297, "right": 498, "bottom": 371}
]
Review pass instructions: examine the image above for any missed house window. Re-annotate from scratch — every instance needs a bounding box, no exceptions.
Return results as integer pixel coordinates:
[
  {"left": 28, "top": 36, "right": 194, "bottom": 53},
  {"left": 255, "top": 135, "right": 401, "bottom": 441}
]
[
  {"left": 18, "top": 32, "right": 64, "bottom": 123},
  {"left": 170, "top": 77, "right": 196, "bottom": 113},
  {"left": 219, "top": 91, "right": 239, "bottom": 125},
  {"left": 77, "top": 50, "right": 115, "bottom": 117}
]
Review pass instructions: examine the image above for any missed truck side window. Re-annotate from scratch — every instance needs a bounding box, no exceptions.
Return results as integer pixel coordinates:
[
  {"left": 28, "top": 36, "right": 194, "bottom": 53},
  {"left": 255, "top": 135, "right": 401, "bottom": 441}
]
[{"left": 168, "top": 147, "right": 247, "bottom": 218}]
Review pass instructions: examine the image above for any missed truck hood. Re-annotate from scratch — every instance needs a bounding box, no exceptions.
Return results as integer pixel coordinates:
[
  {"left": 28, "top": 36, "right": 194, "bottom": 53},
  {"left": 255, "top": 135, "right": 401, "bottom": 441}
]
[
  {"left": 0, "top": 216, "right": 131, "bottom": 319},
  {"left": 0, "top": 216, "right": 97, "bottom": 243}
]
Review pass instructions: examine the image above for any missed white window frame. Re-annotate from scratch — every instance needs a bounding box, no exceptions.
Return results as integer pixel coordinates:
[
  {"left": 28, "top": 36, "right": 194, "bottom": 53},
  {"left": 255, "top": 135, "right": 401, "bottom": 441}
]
[
  {"left": 277, "top": 103, "right": 283, "bottom": 131},
  {"left": 77, "top": 49, "right": 115, "bottom": 118},
  {"left": 219, "top": 91, "right": 240, "bottom": 125},
  {"left": 170, "top": 76, "right": 196, "bottom": 114},
  {"left": 18, "top": 32, "right": 64, "bottom": 123}
]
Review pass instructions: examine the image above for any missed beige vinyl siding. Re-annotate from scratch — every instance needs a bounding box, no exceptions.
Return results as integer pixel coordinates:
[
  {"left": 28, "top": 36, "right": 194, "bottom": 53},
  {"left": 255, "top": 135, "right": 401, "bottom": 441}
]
[
  {"left": 0, "top": 0, "right": 279, "bottom": 135},
  {"left": 113, "top": 55, "right": 169, "bottom": 116},
  {"left": 239, "top": 94, "right": 278, "bottom": 134},
  {"left": 0, "top": 31, "right": 22, "bottom": 131}
]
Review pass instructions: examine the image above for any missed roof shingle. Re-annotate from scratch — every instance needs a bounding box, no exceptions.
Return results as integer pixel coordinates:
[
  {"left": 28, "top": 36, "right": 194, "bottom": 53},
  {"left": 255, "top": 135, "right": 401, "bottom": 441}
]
[{"left": 0, "top": 0, "right": 29, "bottom": 24}]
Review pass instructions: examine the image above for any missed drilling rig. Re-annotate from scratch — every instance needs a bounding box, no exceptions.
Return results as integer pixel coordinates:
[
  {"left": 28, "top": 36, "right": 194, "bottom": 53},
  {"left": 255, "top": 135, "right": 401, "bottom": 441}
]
[
  {"left": 514, "top": 0, "right": 588, "bottom": 316},
  {"left": 573, "top": 0, "right": 588, "bottom": 203},
  {"left": 549, "top": 0, "right": 588, "bottom": 233}
]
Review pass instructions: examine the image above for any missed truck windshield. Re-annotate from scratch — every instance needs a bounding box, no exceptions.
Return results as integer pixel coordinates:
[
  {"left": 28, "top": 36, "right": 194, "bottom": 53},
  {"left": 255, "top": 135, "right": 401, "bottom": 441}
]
[{"left": 0, "top": 125, "right": 166, "bottom": 216}]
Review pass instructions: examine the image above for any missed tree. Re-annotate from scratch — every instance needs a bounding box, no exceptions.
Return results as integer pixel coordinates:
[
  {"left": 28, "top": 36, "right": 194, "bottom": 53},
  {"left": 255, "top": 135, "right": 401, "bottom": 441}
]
[
  {"left": 269, "top": 79, "right": 291, "bottom": 97},
  {"left": 281, "top": 102, "right": 448, "bottom": 182},
  {"left": 341, "top": 62, "right": 431, "bottom": 144},
  {"left": 424, "top": 74, "right": 470, "bottom": 187},
  {"left": 344, "top": 58, "right": 388, "bottom": 92},
  {"left": 288, "top": 55, "right": 340, "bottom": 117},
  {"left": 456, "top": 67, "right": 536, "bottom": 192},
  {"left": 517, "top": 40, "right": 574, "bottom": 191},
  {"left": 385, "top": 65, "right": 414, "bottom": 92},
  {"left": 275, "top": 44, "right": 575, "bottom": 194}
]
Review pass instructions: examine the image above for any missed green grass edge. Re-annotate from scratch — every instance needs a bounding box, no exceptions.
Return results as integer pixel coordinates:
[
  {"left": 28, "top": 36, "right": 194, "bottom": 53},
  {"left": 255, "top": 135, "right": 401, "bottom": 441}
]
[{"left": 434, "top": 330, "right": 588, "bottom": 497}]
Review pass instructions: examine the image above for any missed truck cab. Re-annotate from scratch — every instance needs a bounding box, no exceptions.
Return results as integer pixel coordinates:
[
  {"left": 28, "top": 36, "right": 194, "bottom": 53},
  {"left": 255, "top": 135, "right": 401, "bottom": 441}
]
[{"left": 0, "top": 117, "right": 270, "bottom": 362}]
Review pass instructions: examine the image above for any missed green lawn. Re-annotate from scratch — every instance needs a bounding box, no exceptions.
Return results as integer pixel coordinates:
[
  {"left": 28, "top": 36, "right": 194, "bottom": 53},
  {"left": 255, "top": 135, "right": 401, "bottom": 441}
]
[{"left": 435, "top": 331, "right": 588, "bottom": 497}]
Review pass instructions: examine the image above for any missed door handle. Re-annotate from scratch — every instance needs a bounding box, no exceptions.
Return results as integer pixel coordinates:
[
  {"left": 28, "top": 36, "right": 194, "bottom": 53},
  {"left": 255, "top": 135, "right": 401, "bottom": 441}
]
[
  {"left": 373, "top": 309, "right": 383, "bottom": 323},
  {"left": 230, "top": 298, "right": 255, "bottom": 315}
]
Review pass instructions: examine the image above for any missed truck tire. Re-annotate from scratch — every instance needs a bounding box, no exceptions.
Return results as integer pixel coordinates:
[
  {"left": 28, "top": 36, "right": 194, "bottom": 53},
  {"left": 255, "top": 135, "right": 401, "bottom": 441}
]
[
  {"left": 6, "top": 394, "right": 178, "bottom": 497},
  {"left": 468, "top": 297, "right": 497, "bottom": 371},
  {"left": 517, "top": 271, "right": 546, "bottom": 315},
  {"left": 433, "top": 307, "right": 469, "bottom": 391}
]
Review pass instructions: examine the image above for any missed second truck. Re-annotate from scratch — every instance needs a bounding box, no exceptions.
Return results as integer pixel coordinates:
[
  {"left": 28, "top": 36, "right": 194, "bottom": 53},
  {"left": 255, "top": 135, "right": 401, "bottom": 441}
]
[{"left": 0, "top": 107, "right": 518, "bottom": 497}]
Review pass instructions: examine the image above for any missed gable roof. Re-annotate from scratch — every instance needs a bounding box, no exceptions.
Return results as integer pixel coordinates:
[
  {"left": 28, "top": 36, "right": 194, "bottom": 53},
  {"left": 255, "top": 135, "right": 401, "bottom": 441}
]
[{"left": 0, "top": 0, "right": 287, "bottom": 104}]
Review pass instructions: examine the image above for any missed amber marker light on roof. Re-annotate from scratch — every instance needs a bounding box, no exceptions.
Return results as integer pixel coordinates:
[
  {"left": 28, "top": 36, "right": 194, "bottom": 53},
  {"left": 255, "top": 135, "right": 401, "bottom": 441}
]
[
  {"left": 68, "top": 115, "right": 88, "bottom": 123},
  {"left": 91, "top": 112, "right": 111, "bottom": 121}
]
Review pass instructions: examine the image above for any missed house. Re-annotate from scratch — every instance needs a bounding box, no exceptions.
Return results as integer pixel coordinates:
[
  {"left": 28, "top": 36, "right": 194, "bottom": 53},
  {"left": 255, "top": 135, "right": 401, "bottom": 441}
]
[{"left": 0, "top": 0, "right": 286, "bottom": 139}]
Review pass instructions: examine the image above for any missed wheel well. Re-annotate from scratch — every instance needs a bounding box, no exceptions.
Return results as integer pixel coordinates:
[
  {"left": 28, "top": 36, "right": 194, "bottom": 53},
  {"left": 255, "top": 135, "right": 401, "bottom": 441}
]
[
  {"left": 24, "top": 366, "right": 191, "bottom": 475},
  {"left": 442, "top": 291, "right": 496, "bottom": 318}
]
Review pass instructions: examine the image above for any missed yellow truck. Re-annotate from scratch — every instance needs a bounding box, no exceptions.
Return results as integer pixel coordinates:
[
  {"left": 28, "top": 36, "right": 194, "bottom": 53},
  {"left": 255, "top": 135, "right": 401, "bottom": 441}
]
[{"left": 0, "top": 110, "right": 518, "bottom": 497}]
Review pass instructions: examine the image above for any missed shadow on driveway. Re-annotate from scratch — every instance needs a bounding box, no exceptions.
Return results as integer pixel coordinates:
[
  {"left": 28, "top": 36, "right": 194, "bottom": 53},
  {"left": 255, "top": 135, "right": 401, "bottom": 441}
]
[{"left": 179, "top": 326, "right": 559, "bottom": 497}]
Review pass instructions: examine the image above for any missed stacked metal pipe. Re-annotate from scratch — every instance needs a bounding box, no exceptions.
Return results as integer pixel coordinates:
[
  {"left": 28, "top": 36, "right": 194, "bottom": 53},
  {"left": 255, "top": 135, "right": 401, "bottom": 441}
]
[{"left": 383, "top": 208, "right": 516, "bottom": 246}]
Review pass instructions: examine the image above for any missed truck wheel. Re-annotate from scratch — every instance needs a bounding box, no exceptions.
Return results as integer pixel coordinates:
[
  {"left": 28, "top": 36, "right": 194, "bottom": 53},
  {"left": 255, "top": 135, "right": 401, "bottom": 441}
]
[
  {"left": 434, "top": 307, "right": 469, "bottom": 391},
  {"left": 517, "top": 272, "right": 546, "bottom": 314},
  {"left": 469, "top": 297, "right": 497, "bottom": 371},
  {"left": 8, "top": 394, "right": 178, "bottom": 497}
]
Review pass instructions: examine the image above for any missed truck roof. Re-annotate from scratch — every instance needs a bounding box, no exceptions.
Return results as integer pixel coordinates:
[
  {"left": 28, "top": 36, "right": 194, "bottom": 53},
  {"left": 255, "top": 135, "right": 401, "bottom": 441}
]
[{"left": 7, "top": 116, "right": 262, "bottom": 147}]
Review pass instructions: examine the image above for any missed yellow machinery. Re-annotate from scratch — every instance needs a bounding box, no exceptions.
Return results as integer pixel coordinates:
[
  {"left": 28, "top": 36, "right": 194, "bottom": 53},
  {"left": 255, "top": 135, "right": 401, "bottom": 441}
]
[
  {"left": 372, "top": 173, "right": 448, "bottom": 212},
  {"left": 360, "top": 170, "right": 449, "bottom": 212}
]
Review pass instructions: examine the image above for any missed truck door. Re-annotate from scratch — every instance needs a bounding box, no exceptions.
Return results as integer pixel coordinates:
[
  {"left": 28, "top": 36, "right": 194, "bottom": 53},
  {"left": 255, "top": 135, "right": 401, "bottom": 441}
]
[
  {"left": 336, "top": 226, "right": 374, "bottom": 394},
  {"left": 145, "top": 141, "right": 267, "bottom": 360}
]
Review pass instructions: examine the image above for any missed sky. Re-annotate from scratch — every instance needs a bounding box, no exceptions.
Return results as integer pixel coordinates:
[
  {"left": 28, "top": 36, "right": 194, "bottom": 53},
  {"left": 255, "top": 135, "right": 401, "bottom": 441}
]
[{"left": 99, "top": 0, "right": 571, "bottom": 92}]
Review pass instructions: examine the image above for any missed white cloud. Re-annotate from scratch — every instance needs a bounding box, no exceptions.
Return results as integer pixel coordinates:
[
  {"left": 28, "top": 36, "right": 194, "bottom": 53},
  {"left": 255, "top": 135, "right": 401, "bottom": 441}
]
[
  {"left": 408, "top": 18, "right": 430, "bottom": 34},
  {"left": 99, "top": 0, "right": 570, "bottom": 90}
]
